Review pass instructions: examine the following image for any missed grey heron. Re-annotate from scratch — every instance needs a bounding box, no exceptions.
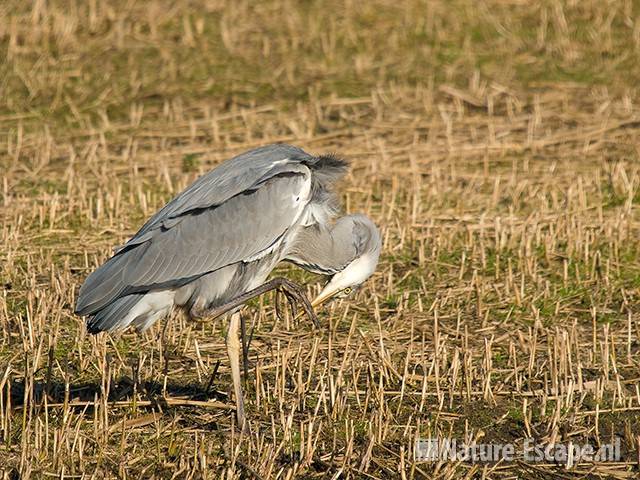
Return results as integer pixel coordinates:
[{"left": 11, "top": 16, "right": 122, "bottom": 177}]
[{"left": 75, "top": 144, "right": 381, "bottom": 428}]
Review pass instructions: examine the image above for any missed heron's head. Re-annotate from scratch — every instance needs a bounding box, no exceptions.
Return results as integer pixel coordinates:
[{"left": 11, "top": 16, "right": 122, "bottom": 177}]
[{"left": 311, "top": 215, "right": 382, "bottom": 308}]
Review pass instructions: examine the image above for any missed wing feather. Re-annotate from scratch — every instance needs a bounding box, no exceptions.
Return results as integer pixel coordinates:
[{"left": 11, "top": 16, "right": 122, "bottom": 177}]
[
  {"left": 127, "top": 144, "right": 312, "bottom": 245},
  {"left": 76, "top": 160, "right": 311, "bottom": 315}
]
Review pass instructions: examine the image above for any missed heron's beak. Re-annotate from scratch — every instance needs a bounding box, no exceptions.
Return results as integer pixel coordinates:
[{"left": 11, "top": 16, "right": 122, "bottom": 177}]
[{"left": 310, "top": 285, "right": 340, "bottom": 308}]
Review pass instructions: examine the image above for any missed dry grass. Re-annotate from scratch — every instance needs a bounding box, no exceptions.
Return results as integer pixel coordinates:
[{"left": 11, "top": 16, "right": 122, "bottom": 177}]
[{"left": 2, "top": 0, "right": 640, "bottom": 478}]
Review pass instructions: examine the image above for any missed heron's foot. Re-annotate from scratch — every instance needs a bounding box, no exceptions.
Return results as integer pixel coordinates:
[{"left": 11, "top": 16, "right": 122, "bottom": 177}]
[
  {"left": 275, "top": 288, "right": 299, "bottom": 321},
  {"left": 276, "top": 278, "right": 319, "bottom": 328},
  {"left": 188, "top": 304, "right": 211, "bottom": 320}
]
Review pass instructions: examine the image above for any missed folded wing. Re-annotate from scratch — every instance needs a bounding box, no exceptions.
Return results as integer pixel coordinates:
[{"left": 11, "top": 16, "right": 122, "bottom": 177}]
[{"left": 76, "top": 159, "right": 312, "bottom": 316}]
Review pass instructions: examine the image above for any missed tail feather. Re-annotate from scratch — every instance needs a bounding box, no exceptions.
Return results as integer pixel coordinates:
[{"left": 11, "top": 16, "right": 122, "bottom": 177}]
[
  {"left": 86, "top": 294, "right": 143, "bottom": 334},
  {"left": 76, "top": 242, "right": 150, "bottom": 316},
  {"left": 76, "top": 254, "right": 130, "bottom": 316},
  {"left": 85, "top": 290, "right": 175, "bottom": 334}
]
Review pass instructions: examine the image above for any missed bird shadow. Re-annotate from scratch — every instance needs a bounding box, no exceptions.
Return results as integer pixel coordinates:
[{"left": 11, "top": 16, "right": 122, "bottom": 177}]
[{"left": 7, "top": 373, "right": 228, "bottom": 409}]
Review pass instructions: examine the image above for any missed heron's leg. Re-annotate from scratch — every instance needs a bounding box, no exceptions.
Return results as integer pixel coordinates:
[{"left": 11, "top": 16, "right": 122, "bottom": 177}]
[
  {"left": 240, "top": 313, "right": 255, "bottom": 384},
  {"left": 226, "top": 312, "right": 247, "bottom": 431},
  {"left": 198, "top": 278, "right": 319, "bottom": 328}
]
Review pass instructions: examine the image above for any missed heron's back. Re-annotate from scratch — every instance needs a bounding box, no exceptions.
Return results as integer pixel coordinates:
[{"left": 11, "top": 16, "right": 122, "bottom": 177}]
[{"left": 77, "top": 143, "right": 347, "bottom": 333}]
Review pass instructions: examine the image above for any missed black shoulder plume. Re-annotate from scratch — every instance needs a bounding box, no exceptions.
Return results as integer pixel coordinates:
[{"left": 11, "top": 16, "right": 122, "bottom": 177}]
[{"left": 308, "top": 153, "right": 349, "bottom": 186}]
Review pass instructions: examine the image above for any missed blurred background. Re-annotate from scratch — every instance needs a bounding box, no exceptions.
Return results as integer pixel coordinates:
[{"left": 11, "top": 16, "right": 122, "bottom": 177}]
[{"left": 3, "top": 0, "right": 640, "bottom": 129}]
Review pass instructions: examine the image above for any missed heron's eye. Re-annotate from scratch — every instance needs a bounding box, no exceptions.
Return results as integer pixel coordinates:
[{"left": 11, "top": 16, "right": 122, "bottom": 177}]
[{"left": 343, "top": 287, "right": 352, "bottom": 295}]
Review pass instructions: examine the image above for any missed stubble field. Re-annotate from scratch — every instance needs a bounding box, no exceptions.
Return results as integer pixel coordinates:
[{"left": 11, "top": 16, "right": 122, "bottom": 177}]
[{"left": 1, "top": 1, "right": 640, "bottom": 478}]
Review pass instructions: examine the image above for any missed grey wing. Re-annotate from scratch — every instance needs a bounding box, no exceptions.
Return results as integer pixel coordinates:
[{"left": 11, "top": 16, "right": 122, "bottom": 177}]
[
  {"left": 130, "top": 144, "right": 312, "bottom": 244},
  {"left": 76, "top": 163, "right": 312, "bottom": 315}
]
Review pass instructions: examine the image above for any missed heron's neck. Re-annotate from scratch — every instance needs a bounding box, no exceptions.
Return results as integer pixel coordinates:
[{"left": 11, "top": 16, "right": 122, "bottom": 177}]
[{"left": 285, "top": 221, "right": 356, "bottom": 275}]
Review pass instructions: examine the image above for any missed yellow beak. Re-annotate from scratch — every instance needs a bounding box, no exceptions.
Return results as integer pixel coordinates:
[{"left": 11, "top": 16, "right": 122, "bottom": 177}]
[{"left": 310, "top": 289, "right": 337, "bottom": 308}]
